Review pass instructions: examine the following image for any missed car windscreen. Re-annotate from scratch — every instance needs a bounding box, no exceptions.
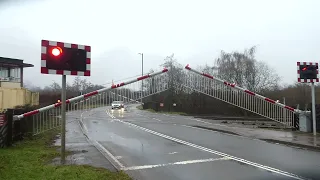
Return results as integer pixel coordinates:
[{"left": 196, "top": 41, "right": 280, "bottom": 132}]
[{"left": 112, "top": 101, "right": 123, "bottom": 104}]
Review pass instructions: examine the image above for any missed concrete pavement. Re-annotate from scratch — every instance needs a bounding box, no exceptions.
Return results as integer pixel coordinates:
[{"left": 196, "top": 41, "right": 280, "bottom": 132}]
[
  {"left": 79, "top": 105, "right": 320, "bottom": 180},
  {"left": 52, "top": 110, "right": 117, "bottom": 171}
]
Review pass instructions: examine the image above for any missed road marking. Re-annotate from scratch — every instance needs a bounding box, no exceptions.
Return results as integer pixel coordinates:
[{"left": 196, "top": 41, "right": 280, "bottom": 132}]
[
  {"left": 169, "top": 152, "right": 178, "bottom": 155},
  {"left": 106, "top": 109, "right": 115, "bottom": 119},
  {"left": 122, "top": 157, "right": 229, "bottom": 171},
  {"left": 106, "top": 113, "right": 309, "bottom": 180},
  {"left": 153, "top": 117, "right": 162, "bottom": 122}
]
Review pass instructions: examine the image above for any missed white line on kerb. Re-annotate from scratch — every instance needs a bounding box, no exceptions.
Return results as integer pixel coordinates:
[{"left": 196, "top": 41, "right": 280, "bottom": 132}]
[
  {"left": 92, "top": 140, "right": 125, "bottom": 169},
  {"left": 78, "top": 109, "right": 124, "bottom": 170},
  {"left": 106, "top": 113, "right": 309, "bottom": 180},
  {"left": 80, "top": 112, "right": 89, "bottom": 133},
  {"left": 122, "top": 157, "right": 229, "bottom": 171}
]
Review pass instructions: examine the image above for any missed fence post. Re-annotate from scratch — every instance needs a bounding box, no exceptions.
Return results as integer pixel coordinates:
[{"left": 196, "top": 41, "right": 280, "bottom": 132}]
[{"left": 5, "top": 109, "right": 14, "bottom": 147}]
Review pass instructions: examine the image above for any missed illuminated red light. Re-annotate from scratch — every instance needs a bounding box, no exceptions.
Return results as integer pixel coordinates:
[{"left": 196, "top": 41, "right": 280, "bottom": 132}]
[{"left": 51, "top": 47, "right": 62, "bottom": 56}]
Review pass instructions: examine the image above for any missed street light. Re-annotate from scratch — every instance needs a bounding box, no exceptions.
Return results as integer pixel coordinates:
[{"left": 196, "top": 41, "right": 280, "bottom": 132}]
[{"left": 138, "top": 53, "right": 143, "bottom": 104}]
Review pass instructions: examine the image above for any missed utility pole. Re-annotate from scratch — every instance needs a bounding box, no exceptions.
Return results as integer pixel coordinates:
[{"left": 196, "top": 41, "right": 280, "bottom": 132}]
[
  {"left": 61, "top": 75, "right": 66, "bottom": 164},
  {"left": 311, "top": 82, "right": 316, "bottom": 136},
  {"left": 138, "top": 53, "right": 143, "bottom": 104}
]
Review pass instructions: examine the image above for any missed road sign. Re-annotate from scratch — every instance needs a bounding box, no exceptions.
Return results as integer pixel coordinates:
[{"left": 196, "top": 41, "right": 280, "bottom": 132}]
[
  {"left": 40, "top": 39, "right": 91, "bottom": 164},
  {"left": 297, "top": 62, "right": 319, "bottom": 83},
  {"left": 160, "top": 103, "right": 164, "bottom": 107},
  {"left": 297, "top": 62, "right": 318, "bottom": 136},
  {"left": 41, "top": 40, "right": 91, "bottom": 76}
]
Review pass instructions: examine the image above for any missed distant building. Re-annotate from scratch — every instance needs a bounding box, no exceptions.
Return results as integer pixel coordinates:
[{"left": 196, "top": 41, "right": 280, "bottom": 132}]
[
  {"left": 0, "top": 57, "right": 39, "bottom": 111},
  {"left": 0, "top": 57, "right": 34, "bottom": 88}
]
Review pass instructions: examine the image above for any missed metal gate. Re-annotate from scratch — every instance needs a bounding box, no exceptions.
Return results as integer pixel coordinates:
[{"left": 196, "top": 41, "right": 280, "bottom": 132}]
[{"left": 183, "top": 65, "right": 301, "bottom": 127}]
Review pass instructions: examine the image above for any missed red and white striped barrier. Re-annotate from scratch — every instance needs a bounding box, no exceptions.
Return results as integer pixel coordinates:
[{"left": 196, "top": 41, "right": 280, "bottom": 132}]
[
  {"left": 15, "top": 68, "right": 169, "bottom": 119},
  {"left": 185, "top": 64, "right": 301, "bottom": 114}
]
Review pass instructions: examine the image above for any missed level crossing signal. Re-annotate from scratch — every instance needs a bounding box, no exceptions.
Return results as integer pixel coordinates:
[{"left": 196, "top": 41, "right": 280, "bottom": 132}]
[
  {"left": 41, "top": 40, "right": 91, "bottom": 76},
  {"left": 40, "top": 40, "right": 91, "bottom": 165},
  {"left": 297, "top": 62, "right": 319, "bottom": 83}
]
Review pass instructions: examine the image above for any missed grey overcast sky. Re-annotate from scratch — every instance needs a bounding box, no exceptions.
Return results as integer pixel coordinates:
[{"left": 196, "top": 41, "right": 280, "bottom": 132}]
[{"left": 0, "top": 0, "right": 319, "bottom": 87}]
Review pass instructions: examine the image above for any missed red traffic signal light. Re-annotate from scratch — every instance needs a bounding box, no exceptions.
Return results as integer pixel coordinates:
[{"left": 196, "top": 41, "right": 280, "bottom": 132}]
[
  {"left": 41, "top": 39, "right": 91, "bottom": 76},
  {"left": 51, "top": 47, "right": 62, "bottom": 57}
]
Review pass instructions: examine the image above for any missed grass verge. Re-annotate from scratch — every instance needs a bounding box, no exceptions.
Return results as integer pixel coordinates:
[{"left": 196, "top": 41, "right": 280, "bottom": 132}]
[
  {"left": 136, "top": 105, "right": 187, "bottom": 115},
  {"left": 0, "top": 129, "right": 131, "bottom": 180}
]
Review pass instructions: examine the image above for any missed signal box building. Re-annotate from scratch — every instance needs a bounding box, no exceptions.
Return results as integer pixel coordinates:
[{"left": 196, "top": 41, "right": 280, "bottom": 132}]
[
  {"left": 0, "top": 57, "right": 34, "bottom": 88},
  {"left": 0, "top": 57, "right": 39, "bottom": 111}
]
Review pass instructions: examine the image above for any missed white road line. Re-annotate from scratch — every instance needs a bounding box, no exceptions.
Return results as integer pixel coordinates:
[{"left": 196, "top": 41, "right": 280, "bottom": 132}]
[
  {"left": 122, "top": 157, "right": 229, "bottom": 171},
  {"left": 106, "top": 109, "right": 115, "bottom": 118},
  {"left": 153, "top": 118, "right": 162, "bottom": 122},
  {"left": 169, "top": 152, "right": 178, "bottom": 155},
  {"left": 107, "top": 114, "right": 309, "bottom": 180}
]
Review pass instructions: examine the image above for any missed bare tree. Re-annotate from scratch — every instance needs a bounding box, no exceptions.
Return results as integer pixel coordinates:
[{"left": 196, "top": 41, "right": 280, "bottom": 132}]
[
  {"left": 249, "top": 61, "right": 280, "bottom": 92},
  {"left": 214, "top": 46, "right": 280, "bottom": 92},
  {"left": 161, "top": 54, "right": 185, "bottom": 96},
  {"left": 49, "top": 81, "right": 61, "bottom": 93}
]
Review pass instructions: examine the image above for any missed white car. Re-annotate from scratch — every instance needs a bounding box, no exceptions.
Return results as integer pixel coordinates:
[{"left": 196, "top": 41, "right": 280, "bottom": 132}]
[{"left": 111, "top": 101, "right": 124, "bottom": 110}]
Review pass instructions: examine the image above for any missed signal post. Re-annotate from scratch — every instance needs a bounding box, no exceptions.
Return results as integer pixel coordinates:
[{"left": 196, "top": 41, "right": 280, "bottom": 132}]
[
  {"left": 297, "top": 62, "right": 319, "bottom": 135},
  {"left": 41, "top": 40, "right": 91, "bottom": 163}
]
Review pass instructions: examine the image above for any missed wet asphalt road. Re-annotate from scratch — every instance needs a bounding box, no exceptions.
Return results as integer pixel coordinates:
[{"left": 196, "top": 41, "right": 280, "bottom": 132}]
[{"left": 82, "top": 105, "right": 320, "bottom": 180}]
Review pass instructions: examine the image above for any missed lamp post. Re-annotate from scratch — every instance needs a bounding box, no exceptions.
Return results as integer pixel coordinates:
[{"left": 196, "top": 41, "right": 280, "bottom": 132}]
[{"left": 138, "top": 53, "right": 143, "bottom": 104}]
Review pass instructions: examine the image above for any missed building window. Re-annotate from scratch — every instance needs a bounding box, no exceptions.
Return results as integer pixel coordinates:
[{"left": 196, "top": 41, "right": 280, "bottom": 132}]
[
  {"left": 10, "top": 68, "right": 21, "bottom": 79},
  {"left": 0, "top": 67, "right": 9, "bottom": 78},
  {"left": 0, "top": 67, "right": 20, "bottom": 82}
]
